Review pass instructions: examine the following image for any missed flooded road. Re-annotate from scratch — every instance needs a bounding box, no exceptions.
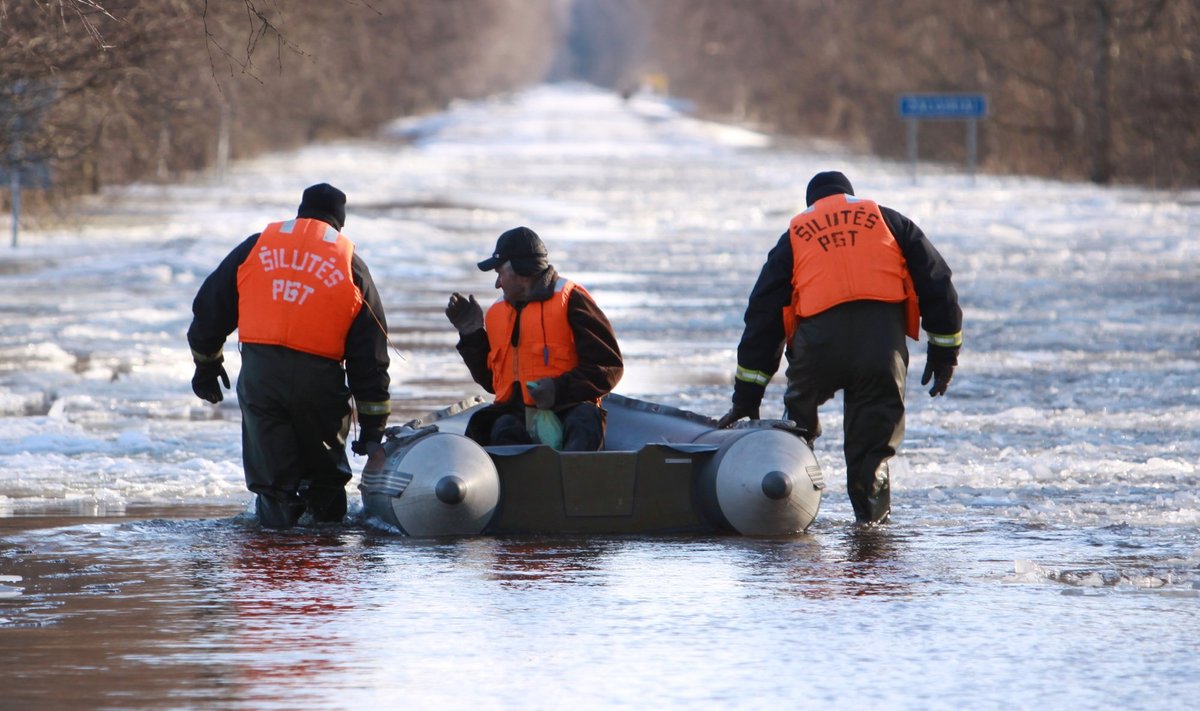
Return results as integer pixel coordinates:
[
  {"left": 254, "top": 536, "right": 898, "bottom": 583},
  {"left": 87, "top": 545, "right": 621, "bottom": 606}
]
[
  {"left": 2, "top": 84, "right": 1199, "bottom": 708},
  {"left": 6, "top": 508, "right": 1197, "bottom": 710}
]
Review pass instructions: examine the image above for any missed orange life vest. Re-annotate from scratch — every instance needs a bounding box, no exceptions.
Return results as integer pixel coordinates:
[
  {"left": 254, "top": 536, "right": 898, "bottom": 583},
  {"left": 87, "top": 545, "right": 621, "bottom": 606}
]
[
  {"left": 784, "top": 194, "right": 919, "bottom": 341},
  {"left": 236, "top": 218, "right": 363, "bottom": 361},
  {"left": 485, "top": 278, "right": 597, "bottom": 406}
]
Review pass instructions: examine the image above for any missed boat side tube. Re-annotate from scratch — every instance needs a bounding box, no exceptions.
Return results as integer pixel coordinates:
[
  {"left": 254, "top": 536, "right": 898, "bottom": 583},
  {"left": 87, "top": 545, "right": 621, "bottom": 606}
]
[
  {"left": 359, "top": 424, "right": 500, "bottom": 536},
  {"left": 603, "top": 394, "right": 824, "bottom": 535},
  {"left": 690, "top": 424, "right": 824, "bottom": 535}
]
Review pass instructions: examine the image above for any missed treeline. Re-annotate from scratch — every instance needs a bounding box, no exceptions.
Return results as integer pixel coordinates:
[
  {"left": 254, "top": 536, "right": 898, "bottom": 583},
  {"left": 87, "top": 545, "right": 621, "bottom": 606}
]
[
  {"left": 5, "top": 1, "right": 1197, "bottom": 200},
  {"left": 574, "top": 0, "right": 1200, "bottom": 188},
  {"left": 1, "top": 0, "right": 561, "bottom": 202}
]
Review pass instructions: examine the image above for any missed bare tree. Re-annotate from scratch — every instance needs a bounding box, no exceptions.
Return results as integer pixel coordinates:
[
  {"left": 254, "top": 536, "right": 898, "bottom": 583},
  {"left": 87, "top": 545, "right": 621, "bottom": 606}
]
[
  {"left": 2, "top": 0, "right": 563, "bottom": 203},
  {"left": 599, "top": 0, "right": 1198, "bottom": 187}
]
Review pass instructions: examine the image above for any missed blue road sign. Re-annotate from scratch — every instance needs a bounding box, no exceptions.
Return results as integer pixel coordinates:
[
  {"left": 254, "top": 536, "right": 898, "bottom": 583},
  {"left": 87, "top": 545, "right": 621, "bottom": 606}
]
[
  {"left": 0, "top": 162, "right": 52, "bottom": 189},
  {"left": 898, "top": 93, "right": 988, "bottom": 119}
]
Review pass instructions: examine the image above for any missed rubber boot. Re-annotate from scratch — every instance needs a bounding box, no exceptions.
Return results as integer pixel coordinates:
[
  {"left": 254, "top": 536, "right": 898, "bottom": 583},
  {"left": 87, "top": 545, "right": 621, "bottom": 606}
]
[
  {"left": 303, "top": 486, "right": 348, "bottom": 524},
  {"left": 848, "top": 462, "right": 891, "bottom": 525},
  {"left": 255, "top": 493, "right": 306, "bottom": 529}
]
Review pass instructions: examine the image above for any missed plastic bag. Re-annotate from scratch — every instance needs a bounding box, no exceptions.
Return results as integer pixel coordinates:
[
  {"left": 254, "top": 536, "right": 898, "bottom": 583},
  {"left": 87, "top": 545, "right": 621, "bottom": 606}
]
[{"left": 528, "top": 409, "right": 564, "bottom": 449}]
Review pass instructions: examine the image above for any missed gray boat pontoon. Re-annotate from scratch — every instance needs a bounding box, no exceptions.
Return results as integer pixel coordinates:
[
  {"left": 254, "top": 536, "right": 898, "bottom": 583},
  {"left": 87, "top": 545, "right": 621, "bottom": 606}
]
[{"left": 359, "top": 393, "right": 824, "bottom": 537}]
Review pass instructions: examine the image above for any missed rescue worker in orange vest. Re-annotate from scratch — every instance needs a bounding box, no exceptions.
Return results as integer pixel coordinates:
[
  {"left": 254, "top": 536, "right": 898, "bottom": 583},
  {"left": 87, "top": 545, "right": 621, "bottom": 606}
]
[
  {"left": 716, "top": 171, "right": 962, "bottom": 525},
  {"left": 445, "top": 226, "right": 623, "bottom": 451},
  {"left": 187, "top": 183, "right": 391, "bottom": 529}
]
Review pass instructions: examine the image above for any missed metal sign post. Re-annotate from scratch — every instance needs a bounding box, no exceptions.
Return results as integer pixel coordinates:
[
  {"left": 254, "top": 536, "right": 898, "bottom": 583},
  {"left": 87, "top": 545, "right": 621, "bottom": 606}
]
[
  {"left": 4, "top": 80, "right": 56, "bottom": 247},
  {"left": 4, "top": 120, "right": 19, "bottom": 249},
  {"left": 898, "top": 93, "right": 988, "bottom": 184},
  {"left": 9, "top": 165, "right": 18, "bottom": 249}
]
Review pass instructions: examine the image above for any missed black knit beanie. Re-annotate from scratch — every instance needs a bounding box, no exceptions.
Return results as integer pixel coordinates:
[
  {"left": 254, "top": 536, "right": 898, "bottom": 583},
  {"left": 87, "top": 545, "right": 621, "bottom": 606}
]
[
  {"left": 805, "top": 171, "right": 854, "bottom": 206},
  {"left": 297, "top": 183, "right": 347, "bottom": 231}
]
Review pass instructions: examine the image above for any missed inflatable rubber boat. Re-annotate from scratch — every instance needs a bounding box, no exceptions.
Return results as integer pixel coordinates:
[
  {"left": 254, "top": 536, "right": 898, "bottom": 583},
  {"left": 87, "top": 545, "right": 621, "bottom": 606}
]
[{"left": 359, "top": 393, "right": 824, "bottom": 537}]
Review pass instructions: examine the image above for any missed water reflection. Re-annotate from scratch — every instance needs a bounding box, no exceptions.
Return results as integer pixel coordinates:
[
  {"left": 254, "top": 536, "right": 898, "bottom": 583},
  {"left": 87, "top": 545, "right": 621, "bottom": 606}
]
[
  {"left": 843, "top": 526, "right": 904, "bottom": 562},
  {"left": 405, "top": 529, "right": 926, "bottom": 603},
  {"left": 486, "top": 536, "right": 616, "bottom": 588},
  {"left": 228, "top": 531, "right": 359, "bottom": 618},
  {"left": 4, "top": 514, "right": 1199, "bottom": 709},
  {"left": 199, "top": 530, "right": 367, "bottom": 708},
  {"left": 719, "top": 526, "right": 918, "bottom": 600}
]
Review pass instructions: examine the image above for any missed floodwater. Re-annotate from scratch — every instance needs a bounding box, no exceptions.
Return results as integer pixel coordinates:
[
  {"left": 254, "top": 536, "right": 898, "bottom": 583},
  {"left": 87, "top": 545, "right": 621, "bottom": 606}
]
[{"left": 2, "top": 84, "right": 1199, "bottom": 709}]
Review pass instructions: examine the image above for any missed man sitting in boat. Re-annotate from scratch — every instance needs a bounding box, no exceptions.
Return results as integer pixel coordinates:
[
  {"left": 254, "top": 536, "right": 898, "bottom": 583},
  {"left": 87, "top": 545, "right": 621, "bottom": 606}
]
[{"left": 445, "top": 226, "right": 623, "bottom": 450}]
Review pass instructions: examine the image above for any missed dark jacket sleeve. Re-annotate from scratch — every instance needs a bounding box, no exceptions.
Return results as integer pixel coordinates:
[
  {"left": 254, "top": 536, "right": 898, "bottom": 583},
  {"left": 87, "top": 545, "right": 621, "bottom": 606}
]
[
  {"left": 344, "top": 253, "right": 392, "bottom": 414},
  {"left": 557, "top": 288, "right": 624, "bottom": 404},
  {"left": 731, "top": 232, "right": 793, "bottom": 409},
  {"left": 456, "top": 325, "right": 495, "bottom": 394},
  {"left": 881, "top": 206, "right": 963, "bottom": 352},
  {"left": 187, "top": 234, "right": 259, "bottom": 362},
  {"left": 454, "top": 292, "right": 496, "bottom": 394}
]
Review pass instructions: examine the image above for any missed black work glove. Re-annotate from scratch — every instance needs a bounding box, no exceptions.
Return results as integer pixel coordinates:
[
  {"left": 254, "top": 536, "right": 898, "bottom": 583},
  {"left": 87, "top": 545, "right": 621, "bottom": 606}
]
[
  {"left": 716, "top": 403, "right": 760, "bottom": 429},
  {"left": 191, "top": 360, "right": 230, "bottom": 404},
  {"left": 526, "top": 378, "right": 556, "bottom": 410},
  {"left": 352, "top": 414, "right": 387, "bottom": 456},
  {"left": 921, "top": 344, "right": 958, "bottom": 397},
  {"left": 445, "top": 292, "right": 484, "bottom": 334}
]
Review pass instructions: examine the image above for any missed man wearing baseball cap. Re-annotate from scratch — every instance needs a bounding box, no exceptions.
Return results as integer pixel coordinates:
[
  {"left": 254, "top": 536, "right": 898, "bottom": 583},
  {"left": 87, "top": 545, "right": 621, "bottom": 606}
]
[{"left": 446, "top": 226, "right": 623, "bottom": 450}]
